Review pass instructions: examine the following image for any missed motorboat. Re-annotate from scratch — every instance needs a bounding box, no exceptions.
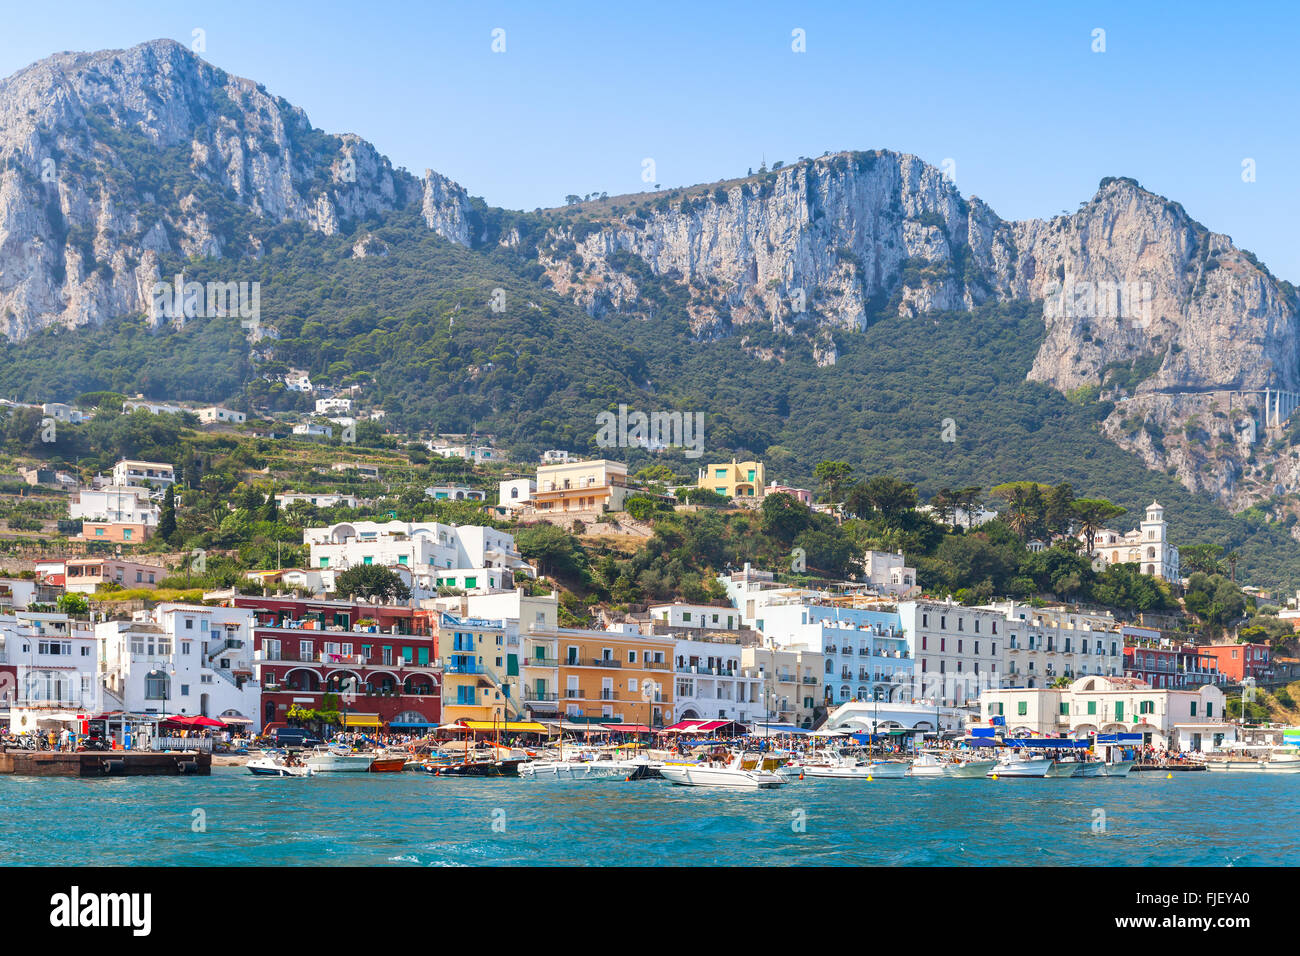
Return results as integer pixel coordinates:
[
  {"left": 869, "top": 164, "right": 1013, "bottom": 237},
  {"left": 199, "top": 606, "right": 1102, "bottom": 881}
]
[
  {"left": 425, "top": 758, "right": 523, "bottom": 777},
  {"left": 657, "top": 751, "right": 786, "bottom": 789},
  {"left": 1098, "top": 759, "right": 1135, "bottom": 777},
  {"left": 782, "top": 750, "right": 908, "bottom": 779},
  {"left": 1071, "top": 760, "right": 1105, "bottom": 778},
  {"left": 248, "top": 756, "right": 315, "bottom": 777},
  {"left": 519, "top": 758, "right": 626, "bottom": 779},
  {"left": 305, "top": 748, "right": 375, "bottom": 772},
  {"left": 368, "top": 755, "right": 406, "bottom": 773},
  {"left": 908, "top": 751, "right": 997, "bottom": 778},
  {"left": 988, "top": 754, "right": 1051, "bottom": 778},
  {"left": 1204, "top": 746, "right": 1300, "bottom": 773}
]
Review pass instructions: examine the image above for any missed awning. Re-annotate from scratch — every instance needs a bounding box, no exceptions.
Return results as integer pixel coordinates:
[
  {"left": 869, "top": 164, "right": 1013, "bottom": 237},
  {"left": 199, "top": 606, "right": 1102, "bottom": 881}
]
[
  {"left": 388, "top": 722, "right": 438, "bottom": 728},
  {"left": 461, "top": 720, "right": 548, "bottom": 733},
  {"left": 602, "top": 723, "right": 651, "bottom": 733},
  {"left": 663, "top": 719, "right": 738, "bottom": 733},
  {"left": 217, "top": 716, "right": 253, "bottom": 724},
  {"left": 342, "top": 715, "right": 381, "bottom": 728}
]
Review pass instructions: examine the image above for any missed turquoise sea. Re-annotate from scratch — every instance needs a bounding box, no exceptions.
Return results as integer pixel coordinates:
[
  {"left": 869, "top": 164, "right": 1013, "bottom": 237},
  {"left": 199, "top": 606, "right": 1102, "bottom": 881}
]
[{"left": 2, "top": 767, "right": 1296, "bottom": 866}]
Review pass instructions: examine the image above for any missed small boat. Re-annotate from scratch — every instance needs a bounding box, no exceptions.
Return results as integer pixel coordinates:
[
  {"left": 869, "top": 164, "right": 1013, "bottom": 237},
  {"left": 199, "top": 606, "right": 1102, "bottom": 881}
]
[
  {"left": 248, "top": 756, "right": 315, "bottom": 777},
  {"left": 425, "top": 758, "right": 523, "bottom": 777},
  {"left": 907, "top": 751, "right": 996, "bottom": 778},
  {"left": 988, "top": 755, "right": 1051, "bottom": 778},
  {"left": 1204, "top": 746, "right": 1300, "bottom": 773},
  {"left": 519, "top": 759, "right": 626, "bottom": 779},
  {"left": 1098, "top": 759, "right": 1135, "bottom": 777},
  {"left": 947, "top": 757, "right": 999, "bottom": 778},
  {"left": 1072, "top": 760, "right": 1105, "bottom": 778},
  {"left": 658, "top": 751, "right": 786, "bottom": 789},
  {"left": 305, "top": 749, "right": 375, "bottom": 772},
  {"left": 368, "top": 756, "right": 406, "bottom": 773},
  {"left": 1044, "top": 758, "right": 1080, "bottom": 778}
]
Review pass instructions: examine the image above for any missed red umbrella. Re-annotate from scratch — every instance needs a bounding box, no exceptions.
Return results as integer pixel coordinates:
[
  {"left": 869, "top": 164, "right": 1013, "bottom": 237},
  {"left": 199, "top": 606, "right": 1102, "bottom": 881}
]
[{"left": 187, "top": 715, "right": 227, "bottom": 728}]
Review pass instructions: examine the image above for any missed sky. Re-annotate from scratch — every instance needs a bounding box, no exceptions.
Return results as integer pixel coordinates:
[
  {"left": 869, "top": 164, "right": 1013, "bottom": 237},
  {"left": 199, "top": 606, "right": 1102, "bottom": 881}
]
[{"left": 3, "top": 0, "right": 1298, "bottom": 278}]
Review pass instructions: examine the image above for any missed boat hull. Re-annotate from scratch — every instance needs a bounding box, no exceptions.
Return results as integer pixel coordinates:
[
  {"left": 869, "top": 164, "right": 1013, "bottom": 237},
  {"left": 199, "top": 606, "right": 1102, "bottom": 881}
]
[
  {"left": 658, "top": 764, "right": 786, "bottom": 789},
  {"left": 368, "top": 757, "right": 406, "bottom": 773},
  {"left": 988, "top": 758, "right": 1051, "bottom": 778},
  {"left": 1072, "top": 761, "right": 1105, "bottom": 777},
  {"left": 947, "top": 759, "right": 998, "bottom": 778},
  {"left": 425, "top": 759, "right": 523, "bottom": 777},
  {"left": 248, "top": 759, "right": 315, "bottom": 777},
  {"left": 801, "top": 760, "right": 909, "bottom": 779},
  {"left": 1099, "top": 759, "right": 1135, "bottom": 777},
  {"left": 305, "top": 753, "right": 375, "bottom": 772},
  {"left": 1204, "top": 759, "right": 1300, "bottom": 773},
  {"left": 519, "top": 760, "right": 625, "bottom": 779}
]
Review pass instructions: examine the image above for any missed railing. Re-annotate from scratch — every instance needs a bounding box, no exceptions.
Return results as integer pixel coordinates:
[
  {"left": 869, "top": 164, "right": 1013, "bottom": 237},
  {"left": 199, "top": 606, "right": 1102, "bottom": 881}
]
[
  {"left": 583, "top": 658, "right": 621, "bottom": 668},
  {"left": 152, "top": 737, "right": 213, "bottom": 753},
  {"left": 599, "top": 690, "right": 620, "bottom": 701},
  {"left": 525, "top": 656, "right": 560, "bottom": 667},
  {"left": 523, "top": 690, "right": 558, "bottom": 701}
]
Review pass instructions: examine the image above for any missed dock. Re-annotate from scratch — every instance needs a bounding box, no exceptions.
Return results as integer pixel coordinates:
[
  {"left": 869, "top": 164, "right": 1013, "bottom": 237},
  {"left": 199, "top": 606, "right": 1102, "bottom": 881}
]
[
  {"left": 0, "top": 750, "right": 211, "bottom": 777},
  {"left": 1132, "top": 763, "right": 1206, "bottom": 772}
]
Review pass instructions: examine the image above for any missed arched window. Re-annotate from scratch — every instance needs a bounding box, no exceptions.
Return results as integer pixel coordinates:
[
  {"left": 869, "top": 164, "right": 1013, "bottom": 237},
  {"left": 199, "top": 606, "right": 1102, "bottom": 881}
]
[
  {"left": 145, "top": 670, "right": 169, "bottom": 700},
  {"left": 825, "top": 659, "right": 833, "bottom": 674}
]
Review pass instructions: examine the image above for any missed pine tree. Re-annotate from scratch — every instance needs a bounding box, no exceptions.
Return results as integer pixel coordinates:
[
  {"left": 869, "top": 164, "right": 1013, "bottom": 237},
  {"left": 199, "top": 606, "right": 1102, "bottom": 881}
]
[{"left": 158, "top": 485, "right": 177, "bottom": 542}]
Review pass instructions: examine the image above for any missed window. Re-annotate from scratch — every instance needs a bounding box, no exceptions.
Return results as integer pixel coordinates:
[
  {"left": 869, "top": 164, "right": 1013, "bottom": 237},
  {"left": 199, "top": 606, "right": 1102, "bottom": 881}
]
[
  {"left": 1087, "top": 701, "right": 1096, "bottom": 715},
  {"left": 185, "top": 619, "right": 194, "bottom": 630},
  {"left": 1017, "top": 701, "right": 1027, "bottom": 716},
  {"left": 1206, "top": 702, "right": 1213, "bottom": 718},
  {"left": 1115, "top": 701, "right": 1124, "bottom": 720},
  {"left": 1059, "top": 703, "right": 1069, "bottom": 716},
  {"left": 1190, "top": 701, "right": 1197, "bottom": 717},
  {"left": 627, "top": 650, "right": 638, "bottom": 663},
  {"left": 181, "top": 642, "right": 191, "bottom": 655}
]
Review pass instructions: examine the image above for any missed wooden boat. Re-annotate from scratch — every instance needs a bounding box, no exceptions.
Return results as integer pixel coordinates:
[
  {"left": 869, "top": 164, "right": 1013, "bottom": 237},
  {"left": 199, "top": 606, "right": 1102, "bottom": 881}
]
[
  {"left": 425, "top": 758, "right": 523, "bottom": 777},
  {"left": 368, "top": 756, "right": 406, "bottom": 773}
]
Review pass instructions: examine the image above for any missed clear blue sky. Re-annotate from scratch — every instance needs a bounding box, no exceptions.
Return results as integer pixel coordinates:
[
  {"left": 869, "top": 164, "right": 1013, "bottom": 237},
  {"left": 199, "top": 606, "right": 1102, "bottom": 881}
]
[{"left": 4, "top": 0, "right": 1299, "bottom": 278}]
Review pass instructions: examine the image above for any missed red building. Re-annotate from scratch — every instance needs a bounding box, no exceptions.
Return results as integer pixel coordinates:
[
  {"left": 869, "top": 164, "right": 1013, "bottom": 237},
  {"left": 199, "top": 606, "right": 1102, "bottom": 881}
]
[
  {"left": 1123, "top": 641, "right": 1224, "bottom": 689},
  {"left": 233, "top": 595, "right": 441, "bottom": 733},
  {"left": 1200, "top": 642, "right": 1272, "bottom": 683}
]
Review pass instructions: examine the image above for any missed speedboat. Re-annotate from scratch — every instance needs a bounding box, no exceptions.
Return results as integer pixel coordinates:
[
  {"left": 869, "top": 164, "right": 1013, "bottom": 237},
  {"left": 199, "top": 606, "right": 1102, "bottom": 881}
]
[
  {"left": 1044, "top": 757, "right": 1080, "bottom": 778},
  {"left": 1204, "top": 746, "right": 1300, "bottom": 772},
  {"left": 519, "top": 759, "right": 626, "bottom": 779},
  {"left": 305, "top": 748, "right": 375, "bottom": 772},
  {"left": 784, "top": 750, "right": 908, "bottom": 779},
  {"left": 657, "top": 751, "right": 786, "bottom": 789},
  {"left": 988, "top": 754, "right": 1051, "bottom": 778},
  {"left": 368, "top": 755, "right": 406, "bottom": 773},
  {"left": 248, "top": 756, "right": 315, "bottom": 777},
  {"left": 908, "top": 751, "right": 996, "bottom": 778}
]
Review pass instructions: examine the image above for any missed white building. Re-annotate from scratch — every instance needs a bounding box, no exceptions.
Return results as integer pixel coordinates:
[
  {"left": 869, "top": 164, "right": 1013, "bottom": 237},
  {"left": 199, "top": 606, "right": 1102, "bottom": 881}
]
[
  {"left": 275, "top": 492, "right": 362, "bottom": 509},
  {"left": 42, "top": 402, "right": 88, "bottom": 424},
  {"left": 862, "top": 550, "right": 918, "bottom": 597},
  {"left": 292, "top": 423, "right": 333, "bottom": 439},
  {"left": 426, "top": 484, "right": 486, "bottom": 502},
  {"left": 305, "top": 520, "right": 534, "bottom": 597},
  {"left": 739, "top": 644, "right": 824, "bottom": 728},
  {"left": 69, "top": 486, "right": 160, "bottom": 528},
  {"left": 1087, "top": 501, "right": 1181, "bottom": 582},
  {"left": 97, "top": 604, "right": 261, "bottom": 725},
  {"left": 124, "top": 399, "right": 185, "bottom": 416},
  {"left": 758, "top": 602, "right": 913, "bottom": 707},
  {"left": 284, "top": 370, "right": 313, "bottom": 392},
  {"left": 648, "top": 603, "right": 743, "bottom": 632},
  {"left": 671, "top": 635, "right": 763, "bottom": 723},
  {"left": 989, "top": 601, "right": 1124, "bottom": 687},
  {"left": 430, "top": 442, "right": 497, "bottom": 463},
  {"left": 497, "top": 478, "right": 535, "bottom": 511},
  {"left": 111, "top": 459, "right": 175, "bottom": 489},
  {"left": 198, "top": 406, "right": 246, "bottom": 425},
  {"left": 823, "top": 698, "right": 969, "bottom": 736},
  {"left": 315, "top": 397, "right": 353, "bottom": 415},
  {"left": 976, "top": 675, "right": 1231, "bottom": 751},
  {"left": 897, "top": 599, "right": 1005, "bottom": 709},
  {"left": 541, "top": 450, "right": 572, "bottom": 464},
  {"left": 1, "top": 612, "right": 100, "bottom": 733}
]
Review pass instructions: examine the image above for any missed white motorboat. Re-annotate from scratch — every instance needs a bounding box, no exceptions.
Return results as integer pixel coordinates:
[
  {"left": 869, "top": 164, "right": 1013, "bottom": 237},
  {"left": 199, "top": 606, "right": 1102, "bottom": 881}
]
[
  {"left": 1071, "top": 760, "right": 1105, "bottom": 778},
  {"left": 908, "top": 751, "right": 997, "bottom": 778},
  {"left": 305, "top": 748, "right": 375, "bottom": 772},
  {"left": 519, "top": 759, "right": 626, "bottom": 779},
  {"left": 788, "top": 749, "right": 909, "bottom": 779},
  {"left": 1204, "top": 746, "right": 1300, "bottom": 773},
  {"left": 248, "top": 756, "right": 316, "bottom": 777},
  {"left": 1098, "top": 759, "right": 1134, "bottom": 777},
  {"left": 988, "top": 754, "right": 1051, "bottom": 778},
  {"left": 658, "top": 751, "right": 787, "bottom": 789},
  {"left": 1044, "top": 757, "right": 1080, "bottom": 778}
]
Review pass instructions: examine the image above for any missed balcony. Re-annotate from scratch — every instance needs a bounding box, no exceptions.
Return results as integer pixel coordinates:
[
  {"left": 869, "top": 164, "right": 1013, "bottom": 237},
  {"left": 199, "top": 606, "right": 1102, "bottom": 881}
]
[
  {"left": 523, "top": 690, "right": 559, "bottom": 701},
  {"left": 582, "top": 658, "right": 622, "bottom": 668},
  {"left": 524, "top": 656, "right": 560, "bottom": 667}
]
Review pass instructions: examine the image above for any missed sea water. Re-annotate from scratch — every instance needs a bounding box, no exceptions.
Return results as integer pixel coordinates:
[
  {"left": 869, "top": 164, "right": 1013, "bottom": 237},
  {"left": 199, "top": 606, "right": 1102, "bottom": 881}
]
[{"left": 1, "top": 768, "right": 1294, "bottom": 866}]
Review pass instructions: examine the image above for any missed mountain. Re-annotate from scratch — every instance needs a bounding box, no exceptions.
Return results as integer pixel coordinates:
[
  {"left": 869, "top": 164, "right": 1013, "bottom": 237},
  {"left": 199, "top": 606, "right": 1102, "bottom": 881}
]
[
  {"left": 0, "top": 38, "right": 472, "bottom": 339},
  {"left": 3, "top": 38, "right": 1300, "bottom": 571}
]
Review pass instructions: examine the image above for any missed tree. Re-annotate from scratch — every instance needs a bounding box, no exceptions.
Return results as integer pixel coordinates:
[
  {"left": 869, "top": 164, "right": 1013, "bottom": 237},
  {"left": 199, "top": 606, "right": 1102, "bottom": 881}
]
[
  {"left": 333, "top": 565, "right": 410, "bottom": 602},
  {"left": 1070, "top": 499, "right": 1126, "bottom": 553},
  {"left": 813, "top": 461, "right": 854, "bottom": 503},
  {"left": 760, "top": 492, "right": 811, "bottom": 543},
  {"left": 1181, "top": 543, "right": 1225, "bottom": 576},
  {"left": 516, "top": 523, "right": 585, "bottom": 580},
  {"left": 847, "top": 476, "right": 919, "bottom": 523},
  {"left": 57, "top": 592, "right": 89, "bottom": 616},
  {"left": 158, "top": 485, "right": 177, "bottom": 542},
  {"left": 1044, "top": 483, "right": 1076, "bottom": 536}
]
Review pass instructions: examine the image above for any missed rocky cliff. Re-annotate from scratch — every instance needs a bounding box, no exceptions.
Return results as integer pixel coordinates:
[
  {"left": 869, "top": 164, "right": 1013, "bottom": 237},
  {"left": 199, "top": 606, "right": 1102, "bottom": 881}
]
[{"left": 0, "top": 38, "right": 471, "bottom": 338}]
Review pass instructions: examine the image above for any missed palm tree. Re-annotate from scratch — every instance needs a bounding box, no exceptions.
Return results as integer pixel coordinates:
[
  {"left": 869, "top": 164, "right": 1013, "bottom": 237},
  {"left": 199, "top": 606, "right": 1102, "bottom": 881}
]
[{"left": 1225, "top": 550, "right": 1240, "bottom": 583}]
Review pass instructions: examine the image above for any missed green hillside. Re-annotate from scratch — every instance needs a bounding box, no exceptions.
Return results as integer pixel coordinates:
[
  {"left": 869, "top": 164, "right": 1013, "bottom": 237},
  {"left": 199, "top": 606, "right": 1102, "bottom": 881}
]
[{"left": 2, "top": 204, "right": 1299, "bottom": 590}]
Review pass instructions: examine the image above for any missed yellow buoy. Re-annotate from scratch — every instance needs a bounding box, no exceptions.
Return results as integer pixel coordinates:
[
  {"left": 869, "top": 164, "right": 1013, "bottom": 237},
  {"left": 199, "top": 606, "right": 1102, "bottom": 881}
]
[
  {"left": 867, "top": 775, "right": 873, "bottom": 781},
  {"left": 1167, "top": 773, "right": 1173, "bottom": 779},
  {"left": 991, "top": 773, "right": 998, "bottom": 780}
]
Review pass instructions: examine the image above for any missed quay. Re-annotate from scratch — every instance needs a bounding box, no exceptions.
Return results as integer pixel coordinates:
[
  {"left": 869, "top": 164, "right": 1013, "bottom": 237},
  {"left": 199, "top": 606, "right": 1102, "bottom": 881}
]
[
  {"left": 0, "top": 749, "right": 211, "bottom": 777},
  {"left": 1132, "top": 763, "right": 1206, "bottom": 772}
]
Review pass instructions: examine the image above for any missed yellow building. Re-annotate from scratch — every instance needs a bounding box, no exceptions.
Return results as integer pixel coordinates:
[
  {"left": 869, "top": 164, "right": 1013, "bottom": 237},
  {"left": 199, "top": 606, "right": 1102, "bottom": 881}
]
[
  {"left": 540, "top": 626, "right": 675, "bottom": 727},
  {"left": 533, "top": 459, "right": 630, "bottom": 514},
  {"left": 435, "top": 612, "right": 519, "bottom": 723},
  {"left": 698, "top": 460, "right": 765, "bottom": 500}
]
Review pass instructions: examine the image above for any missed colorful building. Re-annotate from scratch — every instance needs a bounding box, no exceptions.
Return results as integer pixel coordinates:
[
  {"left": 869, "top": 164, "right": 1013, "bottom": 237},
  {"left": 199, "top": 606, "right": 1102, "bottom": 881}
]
[
  {"left": 698, "top": 460, "right": 765, "bottom": 500},
  {"left": 234, "top": 595, "right": 441, "bottom": 733},
  {"left": 532, "top": 459, "right": 630, "bottom": 514},
  {"left": 537, "top": 625, "right": 674, "bottom": 726},
  {"left": 434, "top": 612, "right": 519, "bottom": 724},
  {"left": 1200, "top": 641, "right": 1272, "bottom": 683}
]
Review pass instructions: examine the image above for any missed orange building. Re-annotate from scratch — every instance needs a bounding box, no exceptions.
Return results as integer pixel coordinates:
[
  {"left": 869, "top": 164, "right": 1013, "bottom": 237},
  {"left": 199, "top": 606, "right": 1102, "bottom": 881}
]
[{"left": 542, "top": 626, "right": 674, "bottom": 727}]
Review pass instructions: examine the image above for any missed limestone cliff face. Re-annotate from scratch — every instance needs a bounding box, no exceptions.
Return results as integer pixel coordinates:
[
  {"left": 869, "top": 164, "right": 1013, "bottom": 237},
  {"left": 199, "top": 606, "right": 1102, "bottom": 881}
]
[
  {"left": 0, "top": 38, "right": 471, "bottom": 338},
  {"left": 538, "top": 154, "right": 1300, "bottom": 514}
]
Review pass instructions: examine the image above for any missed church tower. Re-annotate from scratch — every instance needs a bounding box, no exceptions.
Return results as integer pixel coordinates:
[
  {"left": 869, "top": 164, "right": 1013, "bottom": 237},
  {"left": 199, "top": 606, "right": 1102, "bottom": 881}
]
[{"left": 1139, "top": 501, "right": 1166, "bottom": 579}]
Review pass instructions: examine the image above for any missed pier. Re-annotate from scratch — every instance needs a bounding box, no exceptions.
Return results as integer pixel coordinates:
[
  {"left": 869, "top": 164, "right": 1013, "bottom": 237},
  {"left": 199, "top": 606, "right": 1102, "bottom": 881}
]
[{"left": 0, "top": 750, "right": 211, "bottom": 777}]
